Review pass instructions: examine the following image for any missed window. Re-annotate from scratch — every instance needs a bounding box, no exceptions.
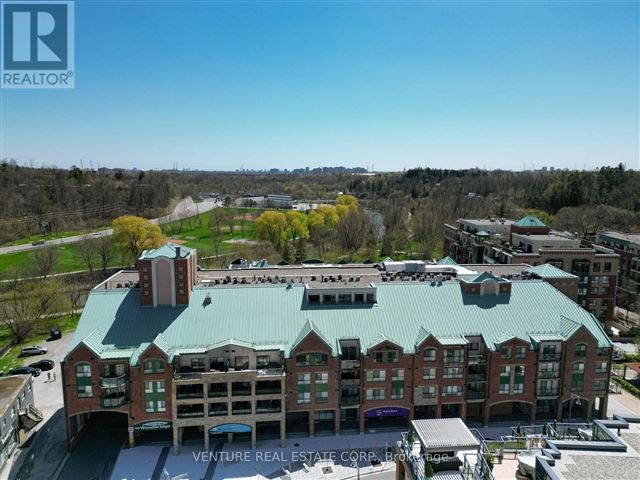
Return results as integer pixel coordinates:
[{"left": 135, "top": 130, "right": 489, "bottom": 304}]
[
  {"left": 604, "top": 263, "right": 612, "bottom": 272},
  {"left": 423, "top": 368, "right": 436, "bottom": 380},
  {"left": 512, "top": 383, "right": 524, "bottom": 394},
  {"left": 145, "top": 401, "right": 154, "bottom": 413},
  {"left": 444, "top": 348, "right": 464, "bottom": 364},
  {"left": 315, "top": 372, "right": 328, "bottom": 383},
  {"left": 144, "top": 359, "right": 164, "bottom": 373},
  {"left": 424, "top": 348, "right": 436, "bottom": 362},
  {"left": 366, "top": 388, "right": 385, "bottom": 400},
  {"left": 573, "top": 362, "right": 585, "bottom": 373},
  {"left": 500, "top": 365, "right": 511, "bottom": 377},
  {"left": 595, "top": 362, "right": 608, "bottom": 373},
  {"left": 256, "top": 356, "right": 270, "bottom": 368},
  {"left": 500, "top": 347, "right": 512, "bottom": 359},
  {"left": 443, "top": 385, "right": 462, "bottom": 397},
  {"left": 157, "top": 400, "right": 166, "bottom": 412},
  {"left": 373, "top": 349, "right": 399, "bottom": 363},
  {"left": 296, "top": 352, "right": 328, "bottom": 366},
  {"left": 76, "top": 364, "right": 91, "bottom": 378},
  {"left": 597, "top": 347, "right": 611, "bottom": 357},
  {"left": 156, "top": 380, "right": 165, "bottom": 392},
  {"left": 515, "top": 346, "right": 527, "bottom": 359},
  {"left": 590, "top": 287, "right": 598, "bottom": 295},
  {"left": 77, "top": 385, "right": 92, "bottom": 398},
  {"left": 391, "top": 388, "right": 404, "bottom": 400},
  {"left": 315, "top": 391, "right": 328, "bottom": 403},
  {"left": 297, "top": 373, "right": 311, "bottom": 384},
  {"left": 443, "top": 367, "right": 464, "bottom": 379},
  {"left": 234, "top": 356, "right": 249, "bottom": 370},
  {"left": 392, "top": 369, "right": 404, "bottom": 381},
  {"left": 422, "top": 386, "right": 436, "bottom": 398},
  {"left": 593, "top": 262, "right": 601, "bottom": 272},
  {"left": 572, "top": 362, "right": 585, "bottom": 391},
  {"left": 145, "top": 381, "right": 153, "bottom": 393},
  {"left": 575, "top": 344, "right": 587, "bottom": 357},
  {"left": 593, "top": 379, "right": 607, "bottom": 391},
  {"left": 191, "top": 358, "right": 206, "bottom": 371},
  {"left": 499, "top": 383, "right": 509, "bottom": 395},
  {"left": 366, "top": 370, "right": 386, "bottom": 382},
  {"left": 297, "top": 392, "right": 311, "bottom": 404}
]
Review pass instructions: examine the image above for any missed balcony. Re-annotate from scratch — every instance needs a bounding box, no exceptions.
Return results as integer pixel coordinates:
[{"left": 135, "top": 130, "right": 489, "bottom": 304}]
[
  {"left": 208, "top": 407, "right": 228, "bottom": 417},
  {"left": 468, "top": 354, "right": 486, "bottom": 365},
  {"left": 538, "top": 389, "right": 559, "bottom": 397},
  {"left": 540, "top": 352, "right": 561, "bottom": 361},
  {"left": 341, "top": 360, "right": 360, "bottom": 369},
  {"left": 101, "top": 394, "right": 127, "bottom": 408},
  {"left": 177, "top": 385, "right": 204, "bottom": 399},
  {"left": 257, "top": 367, "right": 285, "bottom": 377},
  {"left": 231, "top": 382, "right": 252, "bottom": 396},
  {"left": 538, "top": 370, "right": 560, "bottom": 379},
  {"left": 442, "top": 391, "right": 463, "bottom": 397},
  {"left": 99, "top": 374, "right": 127, "bottom": 388},
  {"left": 177, "top": 405, "right": 205, "bottom": 418},
  {"left": 443, "top": 357, "right": 465, "bottom": 366},
  {"left": 341, "top": 396, "right": 360, "bottom": 406},
  {"left": 466, "top": 391, "right": 486, "bottom": 400},
  {"left": 174, "top": 371, "right": 202, "bottom": 381},
  {"left": 256, "top": 400, "right": 281, "bottom": 414},
  {"left": 467, "top": 374, "right": 487, "bottom": 382}
]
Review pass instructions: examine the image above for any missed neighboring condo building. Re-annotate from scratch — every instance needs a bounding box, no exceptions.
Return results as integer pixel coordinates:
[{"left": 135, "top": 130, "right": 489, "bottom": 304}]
[
  {"left": 588, "top": 231, "right": 640, "bottom": 295},
  {"left": 62, "top": 245, "right": 613, "bottom": 454},
  {"left": 0, "top": 376, "right": 42, "bottom": 471},
  {"left": 443, "top": 215, "right": 619, "bottom": 328}
]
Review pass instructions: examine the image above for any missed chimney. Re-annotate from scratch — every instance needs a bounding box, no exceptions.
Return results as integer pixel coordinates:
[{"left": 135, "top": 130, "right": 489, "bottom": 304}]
[{"left": 175, "top": 246, "right": 181, "bottom": 258}]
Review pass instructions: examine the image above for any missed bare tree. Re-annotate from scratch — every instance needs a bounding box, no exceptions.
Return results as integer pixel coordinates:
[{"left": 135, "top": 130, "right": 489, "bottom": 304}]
[
  {"left": 411, "top": 207, "right": 443, "bottom": 260},
  {"left": 0, "top": 273, "right": 66, "bottom": 344},
  {"left": 34, "top": 245, "right": 59, "bottom": 278},
  {"left": 96, "top": 236, "right": 116, "bottom": 272},
  {"left": 336, "top": 210, "right": 371, "bottom": 258},
  {"left": 208, "top": 208, "right": 226, "bottom": 258},
  {"left": 78, "top": 235, "right": 98, "bottom": 273},
  {"left": 67, "top": 278, "right": 85, "bottom": 315}
]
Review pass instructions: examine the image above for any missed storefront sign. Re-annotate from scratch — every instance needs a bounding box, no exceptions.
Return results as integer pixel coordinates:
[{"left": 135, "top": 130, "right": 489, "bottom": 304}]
[
  {"left": 210, "top": 423, "right": 252, "bottom": 434},
  {"left": 134, "top": 421, "right": 172, "bottom": 431},
  {"left": 364, "top": 407, "right": 410, "bottom": 418}
]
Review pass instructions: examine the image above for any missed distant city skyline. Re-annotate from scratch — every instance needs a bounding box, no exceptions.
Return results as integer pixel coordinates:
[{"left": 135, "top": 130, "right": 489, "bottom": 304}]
[{"left": 1, "top": 1, "right": 638, "bottom": 171}]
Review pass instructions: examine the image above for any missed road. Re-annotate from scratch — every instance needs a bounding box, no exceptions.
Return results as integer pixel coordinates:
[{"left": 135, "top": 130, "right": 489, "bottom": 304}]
[{"left": 0, "top": 197, "right": 220, "bottom": 255}]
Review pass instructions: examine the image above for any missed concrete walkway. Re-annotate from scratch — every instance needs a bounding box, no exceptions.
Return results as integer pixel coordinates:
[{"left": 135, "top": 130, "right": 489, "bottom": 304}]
[{"left": 110, "top": 431, "right": 402, "bottom": 480}]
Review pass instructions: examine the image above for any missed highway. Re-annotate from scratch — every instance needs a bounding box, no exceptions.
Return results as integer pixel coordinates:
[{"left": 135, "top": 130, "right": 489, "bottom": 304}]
[{"left": 0, "top": 197, "right": 219, "bottom": 255}]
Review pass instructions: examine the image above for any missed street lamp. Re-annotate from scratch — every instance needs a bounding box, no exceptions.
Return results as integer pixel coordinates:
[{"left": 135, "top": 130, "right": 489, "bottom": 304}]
[{"left": 568, "top": 393, "right": 583, "bottom": 423}]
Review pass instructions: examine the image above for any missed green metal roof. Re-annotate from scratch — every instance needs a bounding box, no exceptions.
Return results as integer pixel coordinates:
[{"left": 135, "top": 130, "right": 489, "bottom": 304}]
[
  {"left": 139, "top": 243, "right": 193, "bottom": 260},
  {"left": 68, "top": 280, "right": 611, "bottom": 363},
  {"left": 436, "top": 257, "right": 458, "bottom": 266},
  {"left": 527, "top": 264, "right": 577, "bottom": 279},
  {"left": 514, "top": 215, "right": 546, "bottom": 228}
]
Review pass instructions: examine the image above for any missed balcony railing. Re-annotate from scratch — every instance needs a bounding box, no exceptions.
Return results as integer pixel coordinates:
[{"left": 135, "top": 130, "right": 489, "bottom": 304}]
[
  {"left": 174, "top": 371, "right": 202, "bottom": 381},
  {"left": 257, "top": 368, "right": 285, "bottom": 377},
  {"left": 443, "top": 357, "right": 465, "bottom": 366},
  {"left": 177, "top": 410, "right": 204, "bottom": 418},
  {"left": 176, "top": 391, "right": 204, "bottom": 399},
  {"left": 231, "top": 388, "right": 252, "bottom": 396},
  {"left": 538, "top": 389, "right": 559, "bottom": 397},
  {"left": 341, "top": 360, "right": 360, "bottom": 369},
  {"left": 255, "top": 388, "right": 281, "bottom": 395},
  {"left": 232, "top": 408, "right": 252, "bottom": 415},
  {"left": 538, "top": 370, "right": 560, "bottom": 379},
  {"left": 207, "top": 390, "right": 228, "bottom": 398},
  {"left": 468, "top": 354, "right": 486, "bottom": 365},
  {"left": 442, "top": 391, "right": 463, "bottom": 397},
  {"left": 99, "top": 374, "right": 126, "bottom": 388},
  {"left": 467, "top": 374, "right": 487, "bottom": 382},
  {"left": 540, "top": 353, "right": 561, "bottom": 361},
  {"left": 256, "top": 406, "right": 281, "bottom": 414},
  {"left": 101, "top": 394, "right": 127, "bottom": 408},
  {"left": 341, "top": 396, "right": 360, "bottom": 406},
  {"left": 466, "top": 391, "right": 486, "bottom": 400},
  {"left": 208, "top": 409, "right": 228, "bottom": 416}
]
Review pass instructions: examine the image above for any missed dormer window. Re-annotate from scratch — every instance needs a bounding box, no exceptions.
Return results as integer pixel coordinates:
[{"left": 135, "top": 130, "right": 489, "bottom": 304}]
[{"left": 373, "top": 349, "right": 398, "bottom": 363}]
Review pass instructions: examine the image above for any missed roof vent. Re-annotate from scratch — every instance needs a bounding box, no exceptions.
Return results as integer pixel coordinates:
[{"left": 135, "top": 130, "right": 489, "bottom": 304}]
[
  {"left": 175, "top": 246, "right": 181, "bottom": 258},
  {"left": 203, "top": 293, "right": 212, "bottom": 306}
]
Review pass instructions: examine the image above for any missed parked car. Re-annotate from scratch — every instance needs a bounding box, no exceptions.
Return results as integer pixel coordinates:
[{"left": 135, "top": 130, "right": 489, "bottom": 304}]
[
  {"left": 49, "top": 328, "right": 62, "bottom": 340},
  {"left": 28, "top": 359, "right": 55, "bottom": 371},
  {"left": 9, "top": 367, "right": 41, "bottom": 377},
  {"left": 20, "top": 346, "right": 47, "bottom": 357}
]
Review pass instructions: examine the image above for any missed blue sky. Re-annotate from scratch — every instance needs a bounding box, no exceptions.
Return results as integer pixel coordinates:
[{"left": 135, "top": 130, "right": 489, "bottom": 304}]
[{"left": 1, "top": 0, "right": 638, "bottom": 171}]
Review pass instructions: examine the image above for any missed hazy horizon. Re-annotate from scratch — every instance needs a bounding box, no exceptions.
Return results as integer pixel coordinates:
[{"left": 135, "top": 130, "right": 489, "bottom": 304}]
[{"left": 1, "top": 1, "right": 638, "bottom": 171}]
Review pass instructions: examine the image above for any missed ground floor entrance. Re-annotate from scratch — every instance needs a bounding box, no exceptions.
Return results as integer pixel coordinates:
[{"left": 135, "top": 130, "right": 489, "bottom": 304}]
[
  {"left": 286, "top": 412, "right": 309, "bottom": 437},
  {"left": 363, "top": 407, "right": 409, "bottom": 432},
  {"left": 414, "top": 405, "right": 437, "bottom": 420},
  {"left": 340, "top": 407, "right": 359, "bottom": 433},
  {"left": 488, "top": 401, "right": 532, "bottom": 423}
]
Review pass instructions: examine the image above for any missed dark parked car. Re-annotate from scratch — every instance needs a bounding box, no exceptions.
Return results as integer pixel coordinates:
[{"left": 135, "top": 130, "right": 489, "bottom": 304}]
[
  {"left": 28, "top": 359, "right": 55, "bottom": 371},
  {"left": 9, "top": 366, "right": 41, "bottom": 377},
  {"left": 49, "top": 328, "right": 62, "bottom": 340}
]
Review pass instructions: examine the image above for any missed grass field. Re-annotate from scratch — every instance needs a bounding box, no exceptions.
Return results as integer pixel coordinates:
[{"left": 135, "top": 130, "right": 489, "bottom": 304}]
[{"left": 0, "top": 313, "right": 79, "bottom": 374}]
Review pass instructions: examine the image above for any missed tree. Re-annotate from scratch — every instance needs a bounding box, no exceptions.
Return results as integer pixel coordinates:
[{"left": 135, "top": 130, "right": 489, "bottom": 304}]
[
  {"left": 286, "top": 211, "right": 309, "bottom": 242},
  {"left": 336, "top": 210, "right": 371, "bottom": 258},
  {"left": 96, "top": 236, "right": 116, "bottom": 271},
  {"left": 308, "top": 206, "right": 338, "bottom": 257},
  {"left": 112, "top": 215, "right": 165, "bottom": 263},
  {"left": 78, "top": 235, "right": 98, "bottom": 273},
  {"left": 34, "top": 245, "right": 59, "bottom": 278},
  {"left": 294, "top": 239, "right": 308, "bottom": 264},
  {"left": 281, "top": 241, "right": 293, "bottom": 264},
  {"left": 208, "top": 208, "right": 227, "bottom": 258},
  {"left": 67, "top": 278, "right": 84, "bottom": 315},
  {"left": 0, "top": 273, "right": 66, "bottom": 344},
  {"left": 255, "top": 211, "right": 287, "bottom": 249},
  {"left": 411, "top": 208, "right": 442, "bottom": 260},
  {"left": 335, "top": 194, "right": 359, "bottom": 217}
]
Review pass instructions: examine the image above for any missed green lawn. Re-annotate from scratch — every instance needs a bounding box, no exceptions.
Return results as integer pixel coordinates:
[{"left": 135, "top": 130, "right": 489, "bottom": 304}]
[
  {"left": 0, "top": 243, "right": 127, "bottom": 275},
  {"left": 1, "top": 227, "right": 104, "bottom": 247},
  {"left": 0, "top": 313, "right": 79, "bottom": 374}
]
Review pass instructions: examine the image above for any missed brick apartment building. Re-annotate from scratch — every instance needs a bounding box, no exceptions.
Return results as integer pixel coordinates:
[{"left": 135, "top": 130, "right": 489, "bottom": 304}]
[
  {"left": 587, "top": 231, "right": 640, "bottom": 295},
  {"left": 62, "top": 244, "right": 613, "bottom": 454},
  {"left": 444, "top": 215, "right": 620, "bottom": 327}
]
